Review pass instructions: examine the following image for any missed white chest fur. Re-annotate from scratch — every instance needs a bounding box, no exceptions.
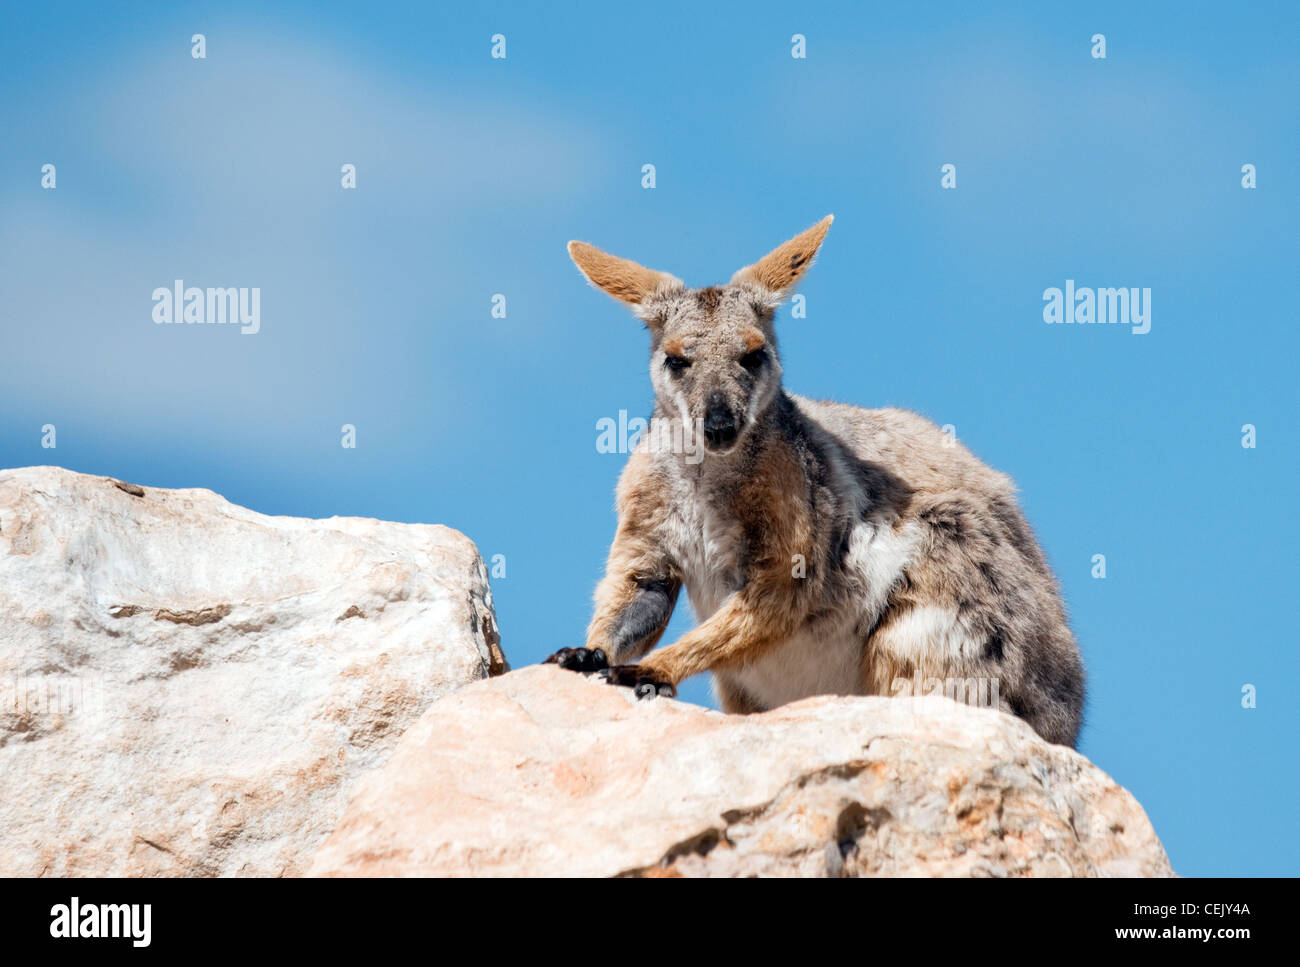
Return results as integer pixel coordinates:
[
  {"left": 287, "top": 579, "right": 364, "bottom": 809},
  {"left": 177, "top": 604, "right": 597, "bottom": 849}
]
[{"left": 662, "top": 483, "right": 743, "bottom": 621}]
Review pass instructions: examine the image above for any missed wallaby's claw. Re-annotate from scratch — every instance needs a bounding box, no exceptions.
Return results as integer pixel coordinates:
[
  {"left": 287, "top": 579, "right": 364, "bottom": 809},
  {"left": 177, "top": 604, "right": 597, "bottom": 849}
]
[
  {"left": 544, "top": 650, "right": 674, "bottom": 698},
  {"left": 543, "top": 647, "right": 609, "bottom": 673},
  {"left": 599, "top": 664, "right": 676, "bottom": 699}
]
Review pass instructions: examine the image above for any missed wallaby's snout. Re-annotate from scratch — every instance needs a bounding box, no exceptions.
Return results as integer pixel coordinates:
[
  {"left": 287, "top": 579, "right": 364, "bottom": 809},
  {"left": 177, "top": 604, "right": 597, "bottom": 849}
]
[{"left": 703, "top": 391, "right": 739, "bottom": 451}]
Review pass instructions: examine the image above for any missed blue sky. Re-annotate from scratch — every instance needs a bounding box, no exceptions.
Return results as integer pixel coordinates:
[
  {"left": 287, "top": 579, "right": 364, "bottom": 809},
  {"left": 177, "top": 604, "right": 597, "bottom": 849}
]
[{"left": 2, "top": 1, "right": 1296, "bottom": 876}]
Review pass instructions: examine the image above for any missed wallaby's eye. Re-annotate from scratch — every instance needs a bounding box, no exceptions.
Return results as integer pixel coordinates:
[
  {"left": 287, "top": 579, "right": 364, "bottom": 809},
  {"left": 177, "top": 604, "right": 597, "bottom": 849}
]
[
  {"left": 740, "top": 348, "right": 767, "bottom": 373},
  {"left": 664, "top": 354, "right": 691, "bottom": 374}
]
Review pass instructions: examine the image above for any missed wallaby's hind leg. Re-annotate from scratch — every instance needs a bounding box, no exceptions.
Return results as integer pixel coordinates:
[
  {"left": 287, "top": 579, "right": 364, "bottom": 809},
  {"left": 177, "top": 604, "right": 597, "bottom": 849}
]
[{"left": 862, "top": 493, "right": 1084, "bottom": 747}]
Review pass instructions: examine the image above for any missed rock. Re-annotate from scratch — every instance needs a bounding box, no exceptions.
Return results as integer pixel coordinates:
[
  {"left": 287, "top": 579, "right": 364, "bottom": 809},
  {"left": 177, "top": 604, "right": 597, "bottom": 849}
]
[
  {"left": 310, "top": 665, "right": 1172, "bottom": 877},
  {"left": 0, "top": 466, "right": 506, "bottom": 877}
]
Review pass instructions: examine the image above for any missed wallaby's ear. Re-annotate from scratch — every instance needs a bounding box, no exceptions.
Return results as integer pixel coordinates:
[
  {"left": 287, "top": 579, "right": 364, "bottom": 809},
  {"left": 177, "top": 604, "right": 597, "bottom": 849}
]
[
  {"left": 567, "top": 240, "right": 684, "bottom": 310},
  {"left": 731, "top": 214, "right": 834, "bottom": 302}
]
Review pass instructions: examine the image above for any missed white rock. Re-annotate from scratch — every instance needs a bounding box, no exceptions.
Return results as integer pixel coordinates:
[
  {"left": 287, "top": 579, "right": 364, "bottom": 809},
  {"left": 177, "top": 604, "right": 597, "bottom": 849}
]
[
  {"left": 0, "top": 466, "right": 505, "bottom": 876},
  {"left": 310, "top": 665, "right": 1173, "bottom": 877}
]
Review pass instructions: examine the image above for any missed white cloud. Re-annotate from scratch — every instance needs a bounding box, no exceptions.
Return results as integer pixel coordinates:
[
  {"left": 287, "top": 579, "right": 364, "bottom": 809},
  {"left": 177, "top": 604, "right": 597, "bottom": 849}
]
[{"left": 0, "top": 29, "right": 608, "bottom": 455}]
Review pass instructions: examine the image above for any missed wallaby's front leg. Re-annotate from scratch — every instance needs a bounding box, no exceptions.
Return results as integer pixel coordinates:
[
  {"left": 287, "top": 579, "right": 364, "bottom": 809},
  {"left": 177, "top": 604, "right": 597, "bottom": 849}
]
[
  {"left": 611, "top": 444, "right": 815, "bottom": 693},
  {"left": 586, "top": 571, "right": 680, "bottom": 664},
  {"left": 544, "top": 570, "right": 679, "bottom": 688},
  {"left": 608, "top": 572, "right": 807, "bottom": 693},
  {"left": 544, "top": 481, "right": 680, "bottom": 683},
  {"left": 585, "top": 441, "right": 814, "bottom": 697}
]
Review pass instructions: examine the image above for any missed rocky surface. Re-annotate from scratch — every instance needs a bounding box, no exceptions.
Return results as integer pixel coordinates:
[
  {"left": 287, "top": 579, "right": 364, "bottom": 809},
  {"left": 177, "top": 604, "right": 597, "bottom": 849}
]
[
  {"left": 310, "top": 664, "right": 1173, "bottom": 878},
  {"left": 0, "top": 466, "right": 505, "bottom": 877}
]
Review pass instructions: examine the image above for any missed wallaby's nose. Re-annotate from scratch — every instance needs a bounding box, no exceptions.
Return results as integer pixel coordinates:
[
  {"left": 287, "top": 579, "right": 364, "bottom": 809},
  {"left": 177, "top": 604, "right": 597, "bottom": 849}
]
[{"left": 703, "top": 392, "right": 738, "bottom": 449}]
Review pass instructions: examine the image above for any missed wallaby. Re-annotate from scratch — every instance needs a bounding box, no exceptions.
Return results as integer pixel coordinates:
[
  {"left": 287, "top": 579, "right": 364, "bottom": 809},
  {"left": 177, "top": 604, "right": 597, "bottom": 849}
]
[{"left": 546, "top": 216, "right": 1085, "bottom": 747}]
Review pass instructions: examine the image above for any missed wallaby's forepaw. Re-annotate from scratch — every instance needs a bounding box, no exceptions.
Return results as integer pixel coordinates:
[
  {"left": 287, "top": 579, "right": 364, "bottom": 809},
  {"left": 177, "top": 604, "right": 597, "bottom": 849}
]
[
  {"left": 543, "top": 646, "right": 610, "bottom": 673},
  {"left": 599, "top": 664, "right": 677, "bottom": 700}
]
